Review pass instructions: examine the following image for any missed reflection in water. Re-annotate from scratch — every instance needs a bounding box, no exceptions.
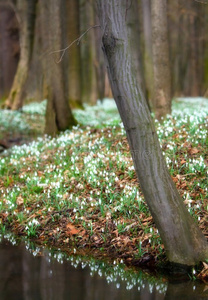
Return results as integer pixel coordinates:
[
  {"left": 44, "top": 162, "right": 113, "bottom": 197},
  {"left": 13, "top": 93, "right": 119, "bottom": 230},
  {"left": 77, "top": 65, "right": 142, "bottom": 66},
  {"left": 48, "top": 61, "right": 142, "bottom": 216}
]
[{"left": 0, "top": 236, "right": 207, "bottom": 300}]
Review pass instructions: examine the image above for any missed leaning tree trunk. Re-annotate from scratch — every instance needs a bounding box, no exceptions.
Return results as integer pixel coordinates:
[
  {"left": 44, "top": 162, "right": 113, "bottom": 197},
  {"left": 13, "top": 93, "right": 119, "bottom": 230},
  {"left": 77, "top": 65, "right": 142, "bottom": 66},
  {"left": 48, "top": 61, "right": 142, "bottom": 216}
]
[
  {"left": 40, "top": 0, "right": 76, "bottom": 135},
  {"left": 151, "top": 0, "right": 172, "bottom": 120},
  {"left": 5, "top": 0, "right": 37, "bottom": 110},
  {"left": 96, "top": 0, "right": 208, "bottom": 266}
]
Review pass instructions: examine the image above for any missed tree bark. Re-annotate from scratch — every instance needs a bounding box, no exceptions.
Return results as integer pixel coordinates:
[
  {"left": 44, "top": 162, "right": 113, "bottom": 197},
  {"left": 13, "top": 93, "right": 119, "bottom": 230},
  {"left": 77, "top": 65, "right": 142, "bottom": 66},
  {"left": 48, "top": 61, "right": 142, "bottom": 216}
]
[
  {"left": 96, "top": 0, "right": 208, "bottom": 266},
  {"left": 80, "top": 0, "right": 98, "bottom": 105},
  {"left": 141, "top": 0, "right": 154, "bottom": 105},
  {"left": 126, "top": 0, "right": 146, "bottom": 100},
  {"left": 40, "top": 0, "right": 76, "bottom": 135},
  {"left": 151, "top": 0, "right": 172, "bottom": 120},
  {"left": 5, "top": 0, "right": 37, "bottom": 110},
  {"left": 23, "top": 0, "right": 43, "bottom": 103},
  {"left": 65, "top": 0, "right": 82, "bottom": 108},
  {"left": 0, "top": 1, "right": 19, "bottom": 100},
  {"left": 188, "top": 2, "right": 199, "bottom": 96},
  {"left": 167, "top": 0, "right": 181, "bottom": 97}
]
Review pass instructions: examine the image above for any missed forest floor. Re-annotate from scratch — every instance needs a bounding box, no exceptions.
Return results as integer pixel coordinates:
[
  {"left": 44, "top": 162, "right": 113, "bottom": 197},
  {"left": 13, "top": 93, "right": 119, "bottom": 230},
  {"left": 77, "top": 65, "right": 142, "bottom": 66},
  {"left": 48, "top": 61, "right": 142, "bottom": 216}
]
[{"left": 0, "top": 98, "right": 208, "bottom": 281}]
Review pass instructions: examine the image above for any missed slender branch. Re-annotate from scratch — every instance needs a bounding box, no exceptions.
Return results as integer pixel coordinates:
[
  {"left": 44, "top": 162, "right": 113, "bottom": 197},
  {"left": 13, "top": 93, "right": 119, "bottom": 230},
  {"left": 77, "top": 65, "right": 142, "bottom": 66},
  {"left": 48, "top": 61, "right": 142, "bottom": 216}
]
[
  {"left": 49, "top": 25, "right": 100, "bottom": 63},
  {"left": 7, "top": 0, "right": 21, "bottom": 26}
]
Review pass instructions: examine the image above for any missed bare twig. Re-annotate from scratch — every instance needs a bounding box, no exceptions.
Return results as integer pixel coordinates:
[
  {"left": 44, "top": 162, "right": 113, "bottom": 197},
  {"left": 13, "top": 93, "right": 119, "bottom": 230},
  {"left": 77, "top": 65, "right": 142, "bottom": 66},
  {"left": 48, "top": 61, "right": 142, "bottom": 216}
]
[
  {"left": 49, "top": 25, "right": 100, "bottom": 63},
  {"left": 7, "top": 1, "right": 21, "bottom": 25}
]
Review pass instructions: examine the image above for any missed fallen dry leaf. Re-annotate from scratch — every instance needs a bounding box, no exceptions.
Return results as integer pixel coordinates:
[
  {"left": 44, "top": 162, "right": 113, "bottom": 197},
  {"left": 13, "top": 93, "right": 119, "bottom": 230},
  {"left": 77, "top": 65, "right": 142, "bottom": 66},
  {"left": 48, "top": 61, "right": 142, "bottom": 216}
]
[
  {"left": 189, "top": 147, "right": 199, "bottom": 155},
  {"left": 16, "top": 196, "right": 24, "bottom": 206},
  {"left": 66, "top": 223, "right": 79, "bottom": 235}
]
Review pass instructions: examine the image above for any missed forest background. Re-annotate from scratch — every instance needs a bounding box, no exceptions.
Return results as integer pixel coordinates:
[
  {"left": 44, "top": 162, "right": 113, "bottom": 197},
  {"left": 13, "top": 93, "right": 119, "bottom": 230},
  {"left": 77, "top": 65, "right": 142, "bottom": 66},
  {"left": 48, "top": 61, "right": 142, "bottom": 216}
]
[
  {"left": 0, "top": 0, "right": 208, "bottom": 122},
  {"left": 0, "top": 0, "right": 208, "bottom": 277}
]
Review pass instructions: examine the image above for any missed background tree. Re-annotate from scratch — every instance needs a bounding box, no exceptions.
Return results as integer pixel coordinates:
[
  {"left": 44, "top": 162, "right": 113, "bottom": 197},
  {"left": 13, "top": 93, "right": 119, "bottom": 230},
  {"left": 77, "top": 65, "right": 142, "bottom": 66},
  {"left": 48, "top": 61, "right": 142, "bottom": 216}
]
[
  {"left": 0, "top": 1, "right": 19, "bottom": 100},
  {"left": 5, "top": 0, "right": 37, "bottom": 110},
  {"left": 80, "top": 0, "right": 98, "bottom": 105},
  {"left": 126, "top": 0, "right": 146, "bottom": 99},
  {"left": 141, "top": 0, "right": 154, "bottom": 106},
  {"left": 0, "top": 0, "right": 208, "bottom": 122},
  {"left": 96, "top": 0, "right": 208, "bottom": 266},
  {"left": 167, "top": 0, "right": 208, "bottom": 97},
  {"left": 22, "top": 1, "right": 44, "bottom": 104},
  {"left": 151, "top": 0, "right": 172, "bottom": 120},
  {"left": 40, "top": 0, "right": 76, "bottom": 135},
  {"left": 63, "top": 0, "right": 82, "bottom": 108}
]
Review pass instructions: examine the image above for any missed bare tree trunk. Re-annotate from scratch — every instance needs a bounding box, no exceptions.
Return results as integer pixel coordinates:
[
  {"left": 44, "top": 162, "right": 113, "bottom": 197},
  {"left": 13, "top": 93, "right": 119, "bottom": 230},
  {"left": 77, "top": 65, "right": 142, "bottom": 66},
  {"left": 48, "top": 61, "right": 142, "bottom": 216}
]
[
  {"left": 126, "top": 0, "right": 146, "bottom": 99},
  {"left": 5, "top": 0, "right": 37, "bottom": 110},
  {"left": 167, "top": 0, "right": 181, "bottom": 97},
  {"left": 40, "top": 0, "right": 76, "bottom": 135},
  {"left": 141, "top": 0, "right": 154, "bottom": 107},
  {"left": 94, "top": 9, "right": 106, "bottom": 102},
  {"left": 189, "top": 3, "right": 199, "bottom": 96},
  {"left": 80, "top": 0, "right": 98, "bottom": 105},
  {"left": 23, "top": 0, "right": 43, "bottom": 103},
  {"left": 65, "top": 0, "right": 82, "bottom": 108},
  {"left": 202, "top": 4, "right": 208, "bottom": 96},
  {"left": 96, "top": 0, "right": 208, "bottom": 266},
  {"left": 151, "top": 0, "right": 172, "bottom": 120},
  {"left": 0, "top": 1, "right": 19, "bottom": 100}
]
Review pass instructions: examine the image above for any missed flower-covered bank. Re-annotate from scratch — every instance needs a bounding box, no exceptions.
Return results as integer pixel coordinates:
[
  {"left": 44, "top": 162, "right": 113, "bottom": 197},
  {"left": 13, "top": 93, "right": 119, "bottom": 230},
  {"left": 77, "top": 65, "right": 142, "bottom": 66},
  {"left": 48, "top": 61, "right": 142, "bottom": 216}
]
[{"left": 0, "top": 98, "right": 207, "bottom": 280}]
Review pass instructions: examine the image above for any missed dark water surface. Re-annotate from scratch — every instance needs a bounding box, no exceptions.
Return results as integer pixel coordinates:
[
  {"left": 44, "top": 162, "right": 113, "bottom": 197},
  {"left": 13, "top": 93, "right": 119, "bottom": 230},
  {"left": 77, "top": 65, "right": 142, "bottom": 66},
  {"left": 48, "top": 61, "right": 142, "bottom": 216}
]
[{"left": 0, "top": 238, "right": 207, "bottom": 300}]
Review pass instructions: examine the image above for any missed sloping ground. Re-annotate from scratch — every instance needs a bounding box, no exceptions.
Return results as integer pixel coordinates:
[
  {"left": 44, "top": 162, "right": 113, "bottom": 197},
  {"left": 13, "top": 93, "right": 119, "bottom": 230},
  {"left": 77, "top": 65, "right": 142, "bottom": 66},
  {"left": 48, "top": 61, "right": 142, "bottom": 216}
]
[{"left": 0, "top": 97, "right": 207, "bottom": 280}]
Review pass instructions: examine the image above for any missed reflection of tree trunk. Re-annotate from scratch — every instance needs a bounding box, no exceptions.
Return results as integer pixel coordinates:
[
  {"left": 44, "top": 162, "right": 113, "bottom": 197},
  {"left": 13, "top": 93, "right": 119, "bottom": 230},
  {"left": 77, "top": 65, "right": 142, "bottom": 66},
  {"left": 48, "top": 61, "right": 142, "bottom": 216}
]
[
  {"left": 0, "top": 2, "right": 19, "bottom": 100},
  {"left": 165, "top": 281, "right": 207, "bottom": 300},
  {"left": 151, "top": 0, "right": 172, "bottom": 120},
  {"left": 80, "top": 0, "right": 98, "bottom": 104},
  {"left": 5, "top": 0, "right": 37, "bottom": 110},
  {"left": 65, "top": 0, "right": 82, "bottom": 108},
  {"left": 22, "top": 247, "right": 41, "bottom": 300},
  {"left": 40, "top": 253, "right": 65, "bottom": 300},
  {"left": 0, "top": 242, "right": 23, "bottom": 298},
  {"left": 40, "top": 0, "right": 77, "bottom": 135},
  {"left": 97, "top": 0, "right": 208, "bottom": 266}
]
